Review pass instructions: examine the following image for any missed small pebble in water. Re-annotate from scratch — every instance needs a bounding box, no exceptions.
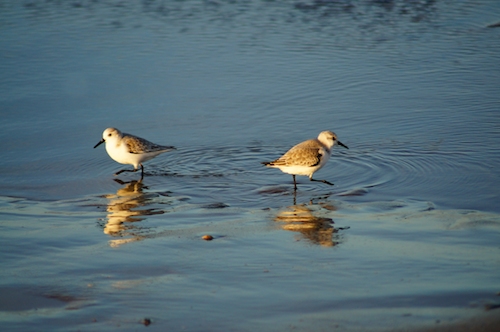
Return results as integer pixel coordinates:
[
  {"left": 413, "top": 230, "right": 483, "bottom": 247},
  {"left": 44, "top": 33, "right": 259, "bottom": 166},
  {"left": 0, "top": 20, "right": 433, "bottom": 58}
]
[
  {"left": 202, "top": 235, "right": 214, "bottom": 241},
  {"left": 142, "top": 318, "right": 151, "bottom": 326}
]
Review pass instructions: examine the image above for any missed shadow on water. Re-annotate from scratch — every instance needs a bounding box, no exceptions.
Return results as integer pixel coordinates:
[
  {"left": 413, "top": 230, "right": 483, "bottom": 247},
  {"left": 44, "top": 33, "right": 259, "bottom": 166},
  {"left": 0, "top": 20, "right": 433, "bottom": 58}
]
[
  {"left": 98, "top": 178, "right": 172, "bottom": 247},
  {"left": 17, "top": 0, "right": 447, "bottom": 45},
  {"left": 274, "top": 202, "right": 346, "bottom": 247},
  {"left": 20, "top": 0, "right": 440, "bottom": 21},
  {"left": 94, "top": 164, "right": 351, "bottom": 248}
]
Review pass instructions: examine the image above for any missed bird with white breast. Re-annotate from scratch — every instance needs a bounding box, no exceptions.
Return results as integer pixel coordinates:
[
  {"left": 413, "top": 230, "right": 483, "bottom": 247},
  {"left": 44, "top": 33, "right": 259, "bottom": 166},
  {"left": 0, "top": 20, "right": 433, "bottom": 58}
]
[{"left": 94, "top": 127, "right": 175, "bottom": 178}]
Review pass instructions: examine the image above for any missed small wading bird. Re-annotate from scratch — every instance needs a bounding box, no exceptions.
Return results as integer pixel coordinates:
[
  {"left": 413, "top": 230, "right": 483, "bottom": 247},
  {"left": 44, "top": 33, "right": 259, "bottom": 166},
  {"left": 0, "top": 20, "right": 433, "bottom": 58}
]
[
  {"left": 262, "top": 131, "right": 348, "bottom": 190},
  {"left": 94, "top": 127, "right": 175, "bottom": 177}
]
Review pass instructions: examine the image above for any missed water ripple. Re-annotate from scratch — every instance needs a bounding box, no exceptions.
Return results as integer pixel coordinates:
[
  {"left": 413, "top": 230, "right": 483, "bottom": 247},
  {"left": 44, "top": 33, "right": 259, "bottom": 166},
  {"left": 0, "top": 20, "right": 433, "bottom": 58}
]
[{"left": 336, "top": 140, "right": 495, "bottom": 204}]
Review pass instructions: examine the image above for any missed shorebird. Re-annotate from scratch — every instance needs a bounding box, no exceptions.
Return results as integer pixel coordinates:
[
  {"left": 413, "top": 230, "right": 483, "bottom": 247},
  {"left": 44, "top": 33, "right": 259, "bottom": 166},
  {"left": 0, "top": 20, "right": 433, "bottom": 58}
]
[
  {"left": 94, "top": 127, "right": 175, "bottom": 177},
  {"left": 262, "top": 131, "right": 348, "bottom": 190}
]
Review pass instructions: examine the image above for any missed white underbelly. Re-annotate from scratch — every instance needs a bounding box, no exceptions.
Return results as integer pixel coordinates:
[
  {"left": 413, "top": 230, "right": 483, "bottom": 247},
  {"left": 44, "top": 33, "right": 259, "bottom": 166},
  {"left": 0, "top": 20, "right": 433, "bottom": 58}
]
[
  {"left": 277, "top": 165, "right": 320, "bottom": 177},
  {"left": 106, "top": 145, "right": 139, "bottom": 166}
]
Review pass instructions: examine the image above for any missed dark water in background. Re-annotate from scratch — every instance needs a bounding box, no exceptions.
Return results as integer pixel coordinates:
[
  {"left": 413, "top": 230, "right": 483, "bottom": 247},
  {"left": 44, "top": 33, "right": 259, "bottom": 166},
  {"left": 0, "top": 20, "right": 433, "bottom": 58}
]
[{"left": 1, "top": 1, "right": 499, "bottom": 331}]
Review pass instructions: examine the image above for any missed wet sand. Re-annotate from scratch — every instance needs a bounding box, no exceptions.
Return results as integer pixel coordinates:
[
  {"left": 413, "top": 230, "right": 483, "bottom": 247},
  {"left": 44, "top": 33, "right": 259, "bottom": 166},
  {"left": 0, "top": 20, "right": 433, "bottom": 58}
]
[{"left": 408, "top": 311, "right": 500, "bottom": 332}]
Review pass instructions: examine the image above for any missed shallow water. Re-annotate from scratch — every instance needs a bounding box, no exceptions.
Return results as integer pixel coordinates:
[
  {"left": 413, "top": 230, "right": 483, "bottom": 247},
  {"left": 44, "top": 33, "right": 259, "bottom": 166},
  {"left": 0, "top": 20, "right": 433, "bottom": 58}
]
[{"left": 1, "top": 1, "right": 500, "bottom": 331}]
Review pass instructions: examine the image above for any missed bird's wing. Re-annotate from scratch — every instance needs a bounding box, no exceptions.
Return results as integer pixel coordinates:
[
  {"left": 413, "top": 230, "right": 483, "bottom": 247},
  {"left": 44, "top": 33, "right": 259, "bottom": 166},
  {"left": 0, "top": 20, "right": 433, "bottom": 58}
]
[
  {"left": 270, "top": 140, "right": 324, "bottom": 167},
  {"left": 123, "top": 134, "right": 174, "bottom": 154}
]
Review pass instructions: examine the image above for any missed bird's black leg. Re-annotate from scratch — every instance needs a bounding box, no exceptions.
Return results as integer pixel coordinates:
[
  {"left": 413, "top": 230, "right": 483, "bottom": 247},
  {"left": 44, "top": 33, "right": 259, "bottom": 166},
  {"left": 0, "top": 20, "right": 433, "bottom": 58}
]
[
  {"left": 140, "top": 164, "right": 144, "bottom": 180},
  {"left": 310, "top": 178, "right": 334, "bottom": 186},
  {"left": 293, "top": 175, "right": 297, "bottom": 190},
  {"left": 114, "top": 168, "right": 139, "bottom": 176}
]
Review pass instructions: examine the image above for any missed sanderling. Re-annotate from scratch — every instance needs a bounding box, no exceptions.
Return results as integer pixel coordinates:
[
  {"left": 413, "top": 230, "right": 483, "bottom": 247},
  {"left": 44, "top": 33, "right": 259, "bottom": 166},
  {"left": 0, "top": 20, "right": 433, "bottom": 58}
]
[
  {"left": 94, "top": 127, "right": 175, "bottom": 177},
  {"left": 262, "top": 131, "right": 348, "bottom": 190}
]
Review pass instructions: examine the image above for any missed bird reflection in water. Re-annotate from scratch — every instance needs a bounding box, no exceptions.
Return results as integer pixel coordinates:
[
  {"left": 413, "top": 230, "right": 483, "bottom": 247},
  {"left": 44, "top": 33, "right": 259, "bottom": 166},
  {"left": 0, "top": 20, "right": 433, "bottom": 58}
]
[
  {"left": 102, "top": 179, "right": 165, "bottom": 247},
  {"left": 274, "top": 203, "right": 343, "bottom": 247}
]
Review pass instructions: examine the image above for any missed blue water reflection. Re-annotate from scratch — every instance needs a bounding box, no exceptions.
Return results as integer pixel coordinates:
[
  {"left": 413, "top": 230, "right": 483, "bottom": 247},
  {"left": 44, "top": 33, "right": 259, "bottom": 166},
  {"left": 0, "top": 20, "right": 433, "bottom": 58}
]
[{"left": 1, "top": 1, "right": 499, "bottom": 330}]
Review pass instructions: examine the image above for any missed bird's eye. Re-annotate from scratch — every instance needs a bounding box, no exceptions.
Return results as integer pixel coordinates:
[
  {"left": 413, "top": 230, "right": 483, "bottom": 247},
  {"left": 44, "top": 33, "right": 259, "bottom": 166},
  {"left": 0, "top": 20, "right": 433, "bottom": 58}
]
[{"left": 108, "top": 133, "right": 112, "bottom": 137}]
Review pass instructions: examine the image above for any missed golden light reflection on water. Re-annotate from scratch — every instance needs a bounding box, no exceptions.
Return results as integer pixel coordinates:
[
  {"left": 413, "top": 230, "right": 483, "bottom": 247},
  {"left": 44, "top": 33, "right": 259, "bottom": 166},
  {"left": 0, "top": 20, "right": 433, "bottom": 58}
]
[
  {"left": 274, "top": 202, "right": 342, "bottom": 247},
  {"left": 103, "top": 179, "right": 165, "bottom": 247}
]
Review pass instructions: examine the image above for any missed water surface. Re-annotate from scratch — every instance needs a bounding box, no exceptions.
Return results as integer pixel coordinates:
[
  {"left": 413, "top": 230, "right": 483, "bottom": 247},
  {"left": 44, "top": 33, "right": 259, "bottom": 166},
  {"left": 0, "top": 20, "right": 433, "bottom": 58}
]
[{"left": 1, "top": 1, "right": 499, "bottom": 331}]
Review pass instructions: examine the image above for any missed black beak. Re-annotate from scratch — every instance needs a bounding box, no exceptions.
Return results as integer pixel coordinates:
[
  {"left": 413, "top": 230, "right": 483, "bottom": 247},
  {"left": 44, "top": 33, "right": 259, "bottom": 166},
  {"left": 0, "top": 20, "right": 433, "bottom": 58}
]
[
  {"left": 94, "top": 139, "right": 105, "bottom": 149},
  {"left": 338, "top": 140, "right": 349, "bottom": 149}
]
